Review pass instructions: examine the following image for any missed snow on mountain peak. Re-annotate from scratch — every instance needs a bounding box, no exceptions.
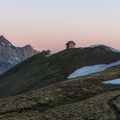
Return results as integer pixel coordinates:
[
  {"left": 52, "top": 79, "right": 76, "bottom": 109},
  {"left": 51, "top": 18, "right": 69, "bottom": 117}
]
[
  {"left": 0, "top": 35, "right": 13, "bottom": 47},
  {"left": 88, "top": 44, "right": 104, "bottom": 48},
  {"left": 88, "top": 44, "right": 120, "bottom": 53},
  {"left": 0, "top": 35, "right": 38, "bottom": 74}
]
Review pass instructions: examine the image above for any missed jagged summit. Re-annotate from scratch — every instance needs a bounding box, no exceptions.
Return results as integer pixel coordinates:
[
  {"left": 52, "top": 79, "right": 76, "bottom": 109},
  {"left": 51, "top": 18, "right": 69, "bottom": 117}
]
[
  {"left": 0, "top": 36, "right": 34, "bottom": 49},
  {"left": 0, "top": 35, "right": 38, "bottom": 74},
  {"left": 23, "top": 44, "right": 33, "bottom": 49},
  {"left": 0, "top": 35, "right": 12, "bottom": 47}
]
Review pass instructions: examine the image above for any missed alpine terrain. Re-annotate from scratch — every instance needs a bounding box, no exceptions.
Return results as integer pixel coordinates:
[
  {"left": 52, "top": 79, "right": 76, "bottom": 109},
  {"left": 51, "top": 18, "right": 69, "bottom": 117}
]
[
  {"left": 0, "top": 35, "right": 37, "bottom": 74},
  {"left": 0, "top": 45, "right": 120, "bottom": 119}
]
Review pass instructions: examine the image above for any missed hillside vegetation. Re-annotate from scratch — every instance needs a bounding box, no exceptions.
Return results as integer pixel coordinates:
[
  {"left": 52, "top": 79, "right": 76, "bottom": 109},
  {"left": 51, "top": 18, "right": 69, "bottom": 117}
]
[
  {"left": 0, "top": 45, "right": 120, "bottom": 119},
  {"left": 0, "top": 45, "right": 120, "bottom": 98},
  {"left": 0, "top": 65, "right": 120, "bottom": 119}
]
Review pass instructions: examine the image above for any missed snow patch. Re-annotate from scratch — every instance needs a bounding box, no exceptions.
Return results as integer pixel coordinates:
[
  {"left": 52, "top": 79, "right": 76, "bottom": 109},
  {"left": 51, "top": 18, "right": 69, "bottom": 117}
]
[
  {"left": 46, "top": 50, "right": 52, "bottom": 57},
  {"left": 67, "top": 60, "right": 120, "bottom": 79},
  {"left": 102, "top": 78, "right": 120, "bottom": 85},
  {"left": 8, "top": 43, "right": 11, "bottom": 46},
  {"left": 89, "top": 44, "right": 103, "bottom": 48},
  {"left": 48, "top": 51, "right": 52, "bottom": 56},
  {"left": 7, "top": 43, "right": 12, "bottom": 47},
  {"left": 11, "top": 57, "right": 20, "bottom": 61},
  {"left": 2, "top": 42, "right": 6, "bottom": 46},
  {"left": 88, "top": 44, "right": 120, "bottom": 53},
  {"left": 110, "top": 47, "right": 120, "bottom": 53},
  {"left": 8, "top": 60, "right": 12, "bottom": 64},
  {"left": 15, "top": 57, "right": 20, "bottom": 61}
]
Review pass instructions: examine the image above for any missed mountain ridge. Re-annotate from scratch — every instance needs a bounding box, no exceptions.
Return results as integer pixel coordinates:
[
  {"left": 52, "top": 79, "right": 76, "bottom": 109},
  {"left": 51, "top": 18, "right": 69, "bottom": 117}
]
[
  {"left": 0, "top": 44, "right": 120, "bottom": 119},
  {"left": 0, "top": 45, "right": 120, "bottom": 98},
  {"left": 0, "top": 35, "right": 37, "bottom": 74}
]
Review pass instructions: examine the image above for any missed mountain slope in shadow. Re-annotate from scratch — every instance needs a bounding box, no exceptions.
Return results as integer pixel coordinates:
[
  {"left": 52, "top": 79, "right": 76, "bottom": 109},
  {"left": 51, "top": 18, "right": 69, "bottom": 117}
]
[{"left": 0, "top": 45, "right": 120, "bottom": 98}]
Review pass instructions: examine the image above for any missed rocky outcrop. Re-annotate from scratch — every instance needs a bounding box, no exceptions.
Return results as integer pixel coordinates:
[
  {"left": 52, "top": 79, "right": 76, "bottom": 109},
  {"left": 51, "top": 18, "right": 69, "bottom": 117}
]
[{"left": 0, "top": 35, "right": 37, "bottom": 74}]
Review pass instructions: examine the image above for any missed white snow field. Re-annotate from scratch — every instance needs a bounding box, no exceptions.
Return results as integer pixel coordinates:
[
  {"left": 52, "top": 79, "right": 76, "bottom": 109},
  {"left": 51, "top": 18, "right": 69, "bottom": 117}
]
[
  {"left": 67, "top": 60, "right": 120, "bottom": 79},
  {"left": 102, "top": 78, "right": 120, "bottom": 85},
  {"left": 88, "top": 44, "right": 120, "bottom": 53}
]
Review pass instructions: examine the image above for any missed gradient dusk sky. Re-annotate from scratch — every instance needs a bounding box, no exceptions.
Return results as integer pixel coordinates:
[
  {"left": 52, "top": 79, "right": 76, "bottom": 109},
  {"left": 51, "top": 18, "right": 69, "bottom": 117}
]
[{"left": 0, "top": 0, "right": 120, "bottom": 53}]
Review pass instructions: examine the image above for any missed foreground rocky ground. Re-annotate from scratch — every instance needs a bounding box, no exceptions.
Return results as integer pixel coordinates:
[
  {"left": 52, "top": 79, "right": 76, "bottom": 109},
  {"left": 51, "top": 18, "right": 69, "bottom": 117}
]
[
  {"left": 0, "top": 46, "right": 120, "bottom": 119},
  {"left": 0, "top": 65, "right": 120, "bottom": 119}
]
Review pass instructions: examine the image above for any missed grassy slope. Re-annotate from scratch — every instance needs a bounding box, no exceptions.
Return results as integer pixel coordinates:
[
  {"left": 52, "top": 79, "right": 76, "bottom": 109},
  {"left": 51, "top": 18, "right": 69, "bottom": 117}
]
[
  {"left": 1, "top": 46, "right": 120, "bottom": 98},
  {"left": 114, "top": 93, "right": 120, "bottom": 112},
  {"left": 0, "top": 65, "right": 120, "bottom": 119}
]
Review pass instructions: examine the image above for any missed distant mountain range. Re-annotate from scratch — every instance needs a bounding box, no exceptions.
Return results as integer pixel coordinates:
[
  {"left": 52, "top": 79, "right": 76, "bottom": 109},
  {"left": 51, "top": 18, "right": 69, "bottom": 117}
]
[{"left": 0, "top": 35, "right": 37, "bottom": 74}]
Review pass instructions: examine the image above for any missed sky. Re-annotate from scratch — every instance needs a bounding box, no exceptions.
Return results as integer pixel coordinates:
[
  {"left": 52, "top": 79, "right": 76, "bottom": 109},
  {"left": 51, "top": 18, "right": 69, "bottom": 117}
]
[{"left": 0, "top": 0, "right": 120, "bottom": 53}]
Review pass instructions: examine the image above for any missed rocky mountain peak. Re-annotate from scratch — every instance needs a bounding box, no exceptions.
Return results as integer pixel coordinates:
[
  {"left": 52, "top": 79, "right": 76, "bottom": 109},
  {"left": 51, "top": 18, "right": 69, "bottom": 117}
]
[
  {"left": 0, "top": 36, "right": 38, "bottom": 74},
  {"left": 0, "top": 35, "right": 12, "bottom": 47},
  {"left": 23, "top": 44, "right": 33, "bottom": 50}
]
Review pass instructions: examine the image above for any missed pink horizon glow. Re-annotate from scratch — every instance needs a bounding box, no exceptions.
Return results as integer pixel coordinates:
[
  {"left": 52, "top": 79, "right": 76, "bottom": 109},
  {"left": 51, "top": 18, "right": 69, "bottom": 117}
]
[{"left": 1, "top": 0, "right": 120, "bottom": 53}]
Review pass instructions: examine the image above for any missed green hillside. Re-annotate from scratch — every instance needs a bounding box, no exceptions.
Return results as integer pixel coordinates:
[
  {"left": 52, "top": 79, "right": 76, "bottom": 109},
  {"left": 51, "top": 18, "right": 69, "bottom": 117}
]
[
  {"left": 0, "top": 45, "right": 120, "bottom": 119},
  {"left": 0, "top": 45, "right": 120, "bottom": 98},
  {"left": 0, "top": 65, "right": 120, "bottom": 119}
]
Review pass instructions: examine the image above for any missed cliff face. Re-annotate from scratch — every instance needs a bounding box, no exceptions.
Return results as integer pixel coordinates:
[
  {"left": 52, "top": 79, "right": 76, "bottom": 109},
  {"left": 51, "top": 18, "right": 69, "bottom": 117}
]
[{"left": 0, "top": 35, "right": 37, "bottom": 74}]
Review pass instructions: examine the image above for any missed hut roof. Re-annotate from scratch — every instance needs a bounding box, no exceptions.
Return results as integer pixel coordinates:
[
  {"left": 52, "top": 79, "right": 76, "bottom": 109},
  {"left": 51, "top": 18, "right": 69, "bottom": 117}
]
[{"left": 66, "top": 41, "right": 76, "bottom": 45}]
